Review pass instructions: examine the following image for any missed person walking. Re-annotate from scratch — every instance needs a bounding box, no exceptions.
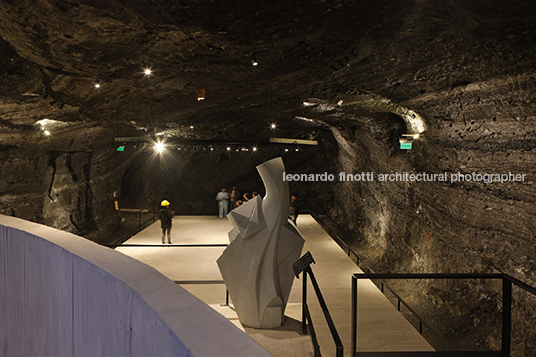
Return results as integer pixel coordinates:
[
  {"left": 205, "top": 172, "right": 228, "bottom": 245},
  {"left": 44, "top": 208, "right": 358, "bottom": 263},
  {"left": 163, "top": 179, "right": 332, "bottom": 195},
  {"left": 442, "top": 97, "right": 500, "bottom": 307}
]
[
  {"left": 216, "top": 188, "right": 231, "bottom": 218},
  {"left": 159, "top": 200, "right": 174, "bottom": 244}
]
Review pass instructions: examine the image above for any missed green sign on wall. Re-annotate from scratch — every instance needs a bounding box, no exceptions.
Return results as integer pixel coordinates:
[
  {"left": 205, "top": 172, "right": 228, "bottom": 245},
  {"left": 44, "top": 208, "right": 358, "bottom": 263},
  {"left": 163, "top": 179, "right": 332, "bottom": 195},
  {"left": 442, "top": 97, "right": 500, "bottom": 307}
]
[
  {"left": 400, "top": 142, "right": 412, "bottom": 150},
  {"left": 117, "top": 146, "right": 125, "bottom": 152}
]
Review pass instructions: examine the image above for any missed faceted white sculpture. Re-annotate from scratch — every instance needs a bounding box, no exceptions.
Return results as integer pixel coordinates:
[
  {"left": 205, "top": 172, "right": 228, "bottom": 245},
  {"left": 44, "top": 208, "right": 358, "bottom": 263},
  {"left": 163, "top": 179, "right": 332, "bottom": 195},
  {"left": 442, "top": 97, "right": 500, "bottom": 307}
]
[{"left": 217, "top": 157, "right": 305, "bottom": 328}]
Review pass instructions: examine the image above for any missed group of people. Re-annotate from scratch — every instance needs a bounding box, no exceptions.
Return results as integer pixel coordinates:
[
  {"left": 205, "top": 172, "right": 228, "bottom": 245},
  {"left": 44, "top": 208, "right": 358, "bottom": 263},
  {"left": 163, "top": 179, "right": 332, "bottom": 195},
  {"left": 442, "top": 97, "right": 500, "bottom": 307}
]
[
  {"left": 157, "top": 191, "right": 299, "bottom": 244},
  {"left": 216, "top": 187, "right": 258, "bottom": 218},
  {"left": 216, "top": 187, "right": 300, "bottom": 225}
]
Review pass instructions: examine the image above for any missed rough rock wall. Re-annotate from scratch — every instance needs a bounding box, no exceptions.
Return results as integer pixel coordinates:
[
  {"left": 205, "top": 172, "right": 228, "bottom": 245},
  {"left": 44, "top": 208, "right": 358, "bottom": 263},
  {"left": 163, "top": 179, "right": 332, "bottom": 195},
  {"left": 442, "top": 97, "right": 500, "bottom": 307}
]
[
  {"left": 316, "top": 51, "right": 536, "bottom": 357},
  {"left": 0, "top": 121, "right": 138, "bottom": 244}
]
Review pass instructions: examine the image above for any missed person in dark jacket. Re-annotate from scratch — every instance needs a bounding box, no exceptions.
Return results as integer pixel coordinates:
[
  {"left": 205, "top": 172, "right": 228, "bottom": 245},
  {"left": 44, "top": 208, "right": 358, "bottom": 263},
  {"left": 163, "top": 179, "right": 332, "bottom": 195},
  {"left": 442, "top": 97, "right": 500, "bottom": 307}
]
[
  {"left": 289, "top": 194, "right": 299, "bottom": 225},
  {"left": 159, "top": 200, "right": 174, "bottom": 244}
]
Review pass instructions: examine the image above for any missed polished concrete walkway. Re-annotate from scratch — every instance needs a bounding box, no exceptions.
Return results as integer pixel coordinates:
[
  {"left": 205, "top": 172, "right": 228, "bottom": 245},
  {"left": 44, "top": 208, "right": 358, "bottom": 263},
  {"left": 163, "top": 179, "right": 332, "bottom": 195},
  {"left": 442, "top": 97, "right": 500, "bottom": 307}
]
[{"left": 116, "top": 214, "right": 434, "bottom": 356}]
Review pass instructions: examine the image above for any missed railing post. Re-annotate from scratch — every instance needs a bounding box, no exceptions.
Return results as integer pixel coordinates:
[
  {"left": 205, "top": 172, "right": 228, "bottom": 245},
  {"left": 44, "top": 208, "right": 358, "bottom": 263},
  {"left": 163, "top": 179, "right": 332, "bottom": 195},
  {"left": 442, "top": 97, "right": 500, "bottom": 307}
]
[
  {"left": 502, "top": 277, "right": 512, "bottom": 357},
  {"left": 352, "top": 275, "right": 357, "bottom": 356},
  {"left": 302, "top": 268, "right": 308, "bottom": 334}
]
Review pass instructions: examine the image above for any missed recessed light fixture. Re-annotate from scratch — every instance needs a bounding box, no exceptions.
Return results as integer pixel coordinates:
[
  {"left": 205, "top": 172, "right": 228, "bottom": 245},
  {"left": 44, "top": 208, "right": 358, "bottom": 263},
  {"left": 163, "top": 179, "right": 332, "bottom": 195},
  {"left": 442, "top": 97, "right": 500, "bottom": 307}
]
[
  {"left": 270, "top": 123, "right": 276, "bottom": 130},
  {"left": 144, "top": 68, "right": 152, "bottom": 75},
  {"left": 155, "top": 142, "right": 164, "bottom": 152},
  {"left": 44, "top": 130, "right": 51, "bottom": 136}
]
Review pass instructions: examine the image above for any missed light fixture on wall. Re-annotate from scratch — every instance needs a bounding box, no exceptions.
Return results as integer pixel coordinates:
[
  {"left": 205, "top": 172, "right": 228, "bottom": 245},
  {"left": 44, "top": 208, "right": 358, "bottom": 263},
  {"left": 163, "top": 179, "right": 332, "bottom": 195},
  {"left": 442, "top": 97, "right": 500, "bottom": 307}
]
[{"left": 197, "top": 88, "right": 205, "bottom": 101}]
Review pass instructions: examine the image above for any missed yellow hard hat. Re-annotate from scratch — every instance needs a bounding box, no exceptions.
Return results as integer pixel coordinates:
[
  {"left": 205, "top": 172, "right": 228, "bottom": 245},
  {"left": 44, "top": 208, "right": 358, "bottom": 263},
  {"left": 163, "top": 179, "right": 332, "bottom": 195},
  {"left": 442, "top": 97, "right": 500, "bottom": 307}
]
[{"left": 161, "top": 200, "right": 170, "bottom": 206}]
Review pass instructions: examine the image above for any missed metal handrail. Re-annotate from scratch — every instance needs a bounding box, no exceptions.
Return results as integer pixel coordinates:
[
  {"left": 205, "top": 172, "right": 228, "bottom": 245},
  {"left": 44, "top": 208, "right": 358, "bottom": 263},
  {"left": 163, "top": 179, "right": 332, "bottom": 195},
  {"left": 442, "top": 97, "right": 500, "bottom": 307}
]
[
  {"left": 351, "top": 273, "right": 536, "bottom": 357},
  {"left": 309, "top": 205, "right": 442, "bottom": 343},
  {"left": 295, "top": 252, "right": 343, "bottom": 357},
  {"left": 109, "top": 206, "right": 156, "bottom": 245}
]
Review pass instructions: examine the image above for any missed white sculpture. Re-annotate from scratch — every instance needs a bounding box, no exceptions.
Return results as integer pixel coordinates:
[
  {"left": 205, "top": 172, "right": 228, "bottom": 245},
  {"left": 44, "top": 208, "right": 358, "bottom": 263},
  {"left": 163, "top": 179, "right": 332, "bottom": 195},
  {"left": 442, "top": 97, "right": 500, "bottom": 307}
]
[{"left": 217, "top": 157, "right": 305, "bottom": 328}]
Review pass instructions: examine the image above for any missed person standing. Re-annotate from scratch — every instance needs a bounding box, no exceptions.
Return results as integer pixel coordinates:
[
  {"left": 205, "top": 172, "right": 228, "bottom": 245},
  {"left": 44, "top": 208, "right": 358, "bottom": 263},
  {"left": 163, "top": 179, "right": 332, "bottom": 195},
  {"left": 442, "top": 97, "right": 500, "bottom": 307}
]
[
  {"left": 230, "top": 186, "right": 240, "bottom": 209},
  {"left": 159, "top": 200, "right": 174, "bottom": 244},
  {"left": 216, "top": 188, "right": 231, "bottom": 218},
  {"left": 289, "top": 194, "right": 299, "bottom": 225}
]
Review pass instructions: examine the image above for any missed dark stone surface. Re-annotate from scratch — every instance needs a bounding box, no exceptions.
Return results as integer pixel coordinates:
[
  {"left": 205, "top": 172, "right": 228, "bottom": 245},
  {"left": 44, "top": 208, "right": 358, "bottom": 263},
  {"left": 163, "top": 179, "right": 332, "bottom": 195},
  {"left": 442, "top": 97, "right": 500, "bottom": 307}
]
[{"left": 1, "top": 0, "right": 535, "bottom": 354}]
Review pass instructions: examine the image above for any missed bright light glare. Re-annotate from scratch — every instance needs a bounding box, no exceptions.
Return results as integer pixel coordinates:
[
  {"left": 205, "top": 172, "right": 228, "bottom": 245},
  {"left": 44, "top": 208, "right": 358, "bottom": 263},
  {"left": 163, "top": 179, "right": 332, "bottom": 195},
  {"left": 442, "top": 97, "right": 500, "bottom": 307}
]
[
  {"left": 44, "top": 130, "right": 51, "bottom": 136},
  {"left": 144, "top": 68, "right": 152, "bottom": 75},
  {"left": 155, "top": 142, "right": 165, "bottom": 152},
  {"left": 270, "top": 123, "right": 276, "bottom": 129},
  {"left": 413, "top": 133, "right": 420, "bottom": 139},
  {"left": 227, "top": 147, "right": 231, "bottom": 151},
  {"left": 252, "top": 61, "right": 258, "bottom": 66},
  {"left": 253, "top": 147, "right": 257, "bottom": 151},
  {"left": 95, "top": 83, "right": 101, "bottom": 88}
]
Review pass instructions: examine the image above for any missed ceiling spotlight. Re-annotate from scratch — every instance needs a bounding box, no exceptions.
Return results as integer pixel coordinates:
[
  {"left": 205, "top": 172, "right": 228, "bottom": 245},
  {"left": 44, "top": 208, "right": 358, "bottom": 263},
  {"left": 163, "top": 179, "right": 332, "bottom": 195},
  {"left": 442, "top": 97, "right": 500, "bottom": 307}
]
[
  {"left": 413, "top": 133, "right": 420, "bottom": 139},
  {"left": 44, "top": 130, "right": 51, "bottom": 136},
  {"left": 190, "top": 126, "right": 194, "bottom": 129},
  {"left": 270, "top": 123, "right": 277, "bottom": 130},
  {"left": 252, "top": 147, "right": 257, "bottom": 152},
  {"left": 227, "top": 147, "right": 231, "bottom": 151},
  {"left": 144, "top": 68, "right": 152, "bottom": 75},
  {"left": 94, "top": 83, "right": 101, "bottom": 88},
  {"left": 252, "top": 54, "right": 258, "bottom": 66},
  {"left": 155, "top": 142, "right": 165, "bottom": 153},
  {"left": 285, "top": 148, "right": 289, "bottom": 152}
]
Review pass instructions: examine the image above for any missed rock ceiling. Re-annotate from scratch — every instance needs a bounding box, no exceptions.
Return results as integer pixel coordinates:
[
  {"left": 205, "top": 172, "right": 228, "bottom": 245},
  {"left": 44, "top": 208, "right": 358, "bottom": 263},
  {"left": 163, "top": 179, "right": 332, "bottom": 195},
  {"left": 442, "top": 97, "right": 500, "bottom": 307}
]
[{"left": 1, "top": 0, "right": 533, "bottom": 140}]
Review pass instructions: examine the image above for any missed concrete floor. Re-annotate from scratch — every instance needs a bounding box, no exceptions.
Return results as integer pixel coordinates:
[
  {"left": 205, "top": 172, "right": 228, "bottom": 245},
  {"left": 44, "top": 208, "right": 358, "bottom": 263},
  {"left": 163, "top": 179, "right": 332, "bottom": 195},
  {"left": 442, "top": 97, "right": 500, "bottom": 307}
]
[{"left": 116, "top": 214, "right": 434, "bottom": 356}]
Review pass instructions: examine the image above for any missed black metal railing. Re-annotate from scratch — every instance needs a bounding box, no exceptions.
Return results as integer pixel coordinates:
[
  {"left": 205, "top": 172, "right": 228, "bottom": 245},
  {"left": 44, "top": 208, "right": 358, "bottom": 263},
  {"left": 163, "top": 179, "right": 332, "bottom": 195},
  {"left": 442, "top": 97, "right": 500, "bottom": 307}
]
[
  {"left": 294, "top": 252, "right": 343, "bottom": 357},
  {"left": 351, "top": 273, "right": 536, "bottom": 357},
  {"left": 109, "top": 206, "right": 157, "bottom": 246},
  {"left": 308, "top": 205, "right": 442, "bottom": 345}
]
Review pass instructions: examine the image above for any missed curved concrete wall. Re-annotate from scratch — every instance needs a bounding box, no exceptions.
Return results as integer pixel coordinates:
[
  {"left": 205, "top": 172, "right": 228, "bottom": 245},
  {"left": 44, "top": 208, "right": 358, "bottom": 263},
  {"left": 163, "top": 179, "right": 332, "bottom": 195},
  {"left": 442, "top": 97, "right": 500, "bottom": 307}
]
[{"left": 0, "top": 215, "right": 271, "bottom": 357}]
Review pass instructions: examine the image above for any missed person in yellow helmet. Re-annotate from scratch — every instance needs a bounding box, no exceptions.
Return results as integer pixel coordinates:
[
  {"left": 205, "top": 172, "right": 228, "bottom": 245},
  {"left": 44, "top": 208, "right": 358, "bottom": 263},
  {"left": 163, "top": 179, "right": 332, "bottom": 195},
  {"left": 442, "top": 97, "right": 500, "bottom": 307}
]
[{"left": 159, "top": 200, "right": 174, "bottom": 244}]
